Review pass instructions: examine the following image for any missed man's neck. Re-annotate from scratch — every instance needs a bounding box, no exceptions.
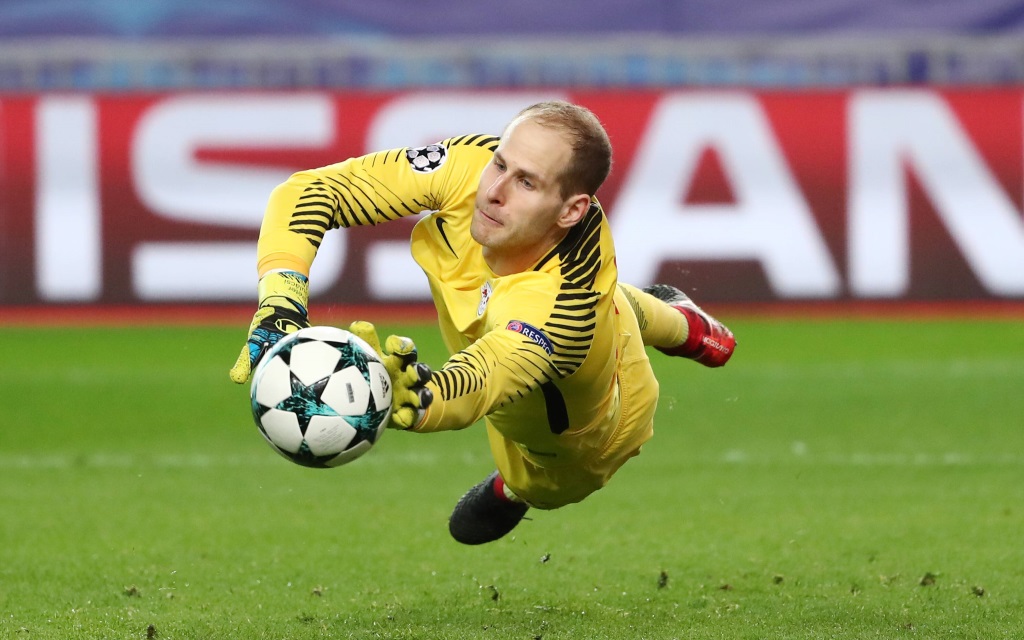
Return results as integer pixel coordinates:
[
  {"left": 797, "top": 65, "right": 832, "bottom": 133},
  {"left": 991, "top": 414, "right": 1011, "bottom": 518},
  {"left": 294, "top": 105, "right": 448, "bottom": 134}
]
[
  {"left": 482, "top": 233, "right": 568, "bottom": 277},
  {"left": 482, "top": 247, "right": 538, "bottom": 277}
]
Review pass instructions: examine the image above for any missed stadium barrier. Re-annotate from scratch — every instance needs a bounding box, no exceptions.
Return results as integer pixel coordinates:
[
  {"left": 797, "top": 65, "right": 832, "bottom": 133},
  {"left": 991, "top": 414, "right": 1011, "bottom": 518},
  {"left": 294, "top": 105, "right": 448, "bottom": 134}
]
[{"left": 2, "top": 35, "right": 1024, "bottom": 91}]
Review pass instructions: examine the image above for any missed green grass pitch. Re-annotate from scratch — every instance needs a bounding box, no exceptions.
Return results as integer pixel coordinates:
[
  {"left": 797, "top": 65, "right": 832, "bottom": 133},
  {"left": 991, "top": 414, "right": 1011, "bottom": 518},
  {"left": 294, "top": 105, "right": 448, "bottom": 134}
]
[{"left": 1, "top": 317, "right": 1022, "bottom": 639}]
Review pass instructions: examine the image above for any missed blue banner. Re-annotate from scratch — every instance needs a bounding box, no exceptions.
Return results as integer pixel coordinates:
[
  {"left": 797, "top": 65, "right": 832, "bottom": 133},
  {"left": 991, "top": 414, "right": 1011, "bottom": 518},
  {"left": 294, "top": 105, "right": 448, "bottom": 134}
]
[{"left": 2, "top": 0, "right": 1024, "bottom": 37}]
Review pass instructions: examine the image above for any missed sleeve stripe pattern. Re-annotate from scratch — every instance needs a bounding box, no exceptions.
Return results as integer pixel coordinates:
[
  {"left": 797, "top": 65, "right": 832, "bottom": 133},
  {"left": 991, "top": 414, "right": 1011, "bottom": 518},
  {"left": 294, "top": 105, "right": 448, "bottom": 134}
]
[
  {"left": 447, "top": 134, "right": 500, "bottom": 151},
  {"left": 285, "top": 147, "right": 451, "bottom": 249},
  {"left": 431, "top": 350, "right": 488, "bottom": 401},
  {"left": 533, "top": 202, "right": 606, "bottom": 377},
  {"left": 287, "top": 183, "right": 341, "bottom": 248},
  {"left": 322, "top": 170, "right": 405, "bottom": 226}
]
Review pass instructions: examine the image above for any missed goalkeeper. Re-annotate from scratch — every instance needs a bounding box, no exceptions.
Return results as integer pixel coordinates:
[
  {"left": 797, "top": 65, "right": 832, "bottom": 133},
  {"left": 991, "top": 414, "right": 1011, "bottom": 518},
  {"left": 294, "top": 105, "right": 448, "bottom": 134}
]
[{"left": 230, "top": 101, "right": 736, "bottom": 545}]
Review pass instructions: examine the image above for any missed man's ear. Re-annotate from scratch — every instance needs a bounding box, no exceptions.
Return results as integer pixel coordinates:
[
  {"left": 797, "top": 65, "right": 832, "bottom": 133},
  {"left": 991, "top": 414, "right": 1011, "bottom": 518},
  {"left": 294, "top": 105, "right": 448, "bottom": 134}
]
[{"left": 557, "top": 194, "right": 592, "bottom": 229}]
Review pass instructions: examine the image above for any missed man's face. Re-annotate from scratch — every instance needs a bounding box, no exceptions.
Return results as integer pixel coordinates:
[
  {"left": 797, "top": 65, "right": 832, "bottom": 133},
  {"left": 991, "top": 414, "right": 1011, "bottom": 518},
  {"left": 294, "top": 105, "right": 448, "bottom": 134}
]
[{"left": 471, "top": 118, "right": 576, "bottom": 271}]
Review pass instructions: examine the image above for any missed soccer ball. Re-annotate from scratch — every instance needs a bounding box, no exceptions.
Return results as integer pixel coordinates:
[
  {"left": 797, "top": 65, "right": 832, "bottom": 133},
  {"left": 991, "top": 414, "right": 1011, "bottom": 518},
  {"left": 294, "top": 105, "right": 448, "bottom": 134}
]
[{"left": 250, "top": 326, "right": 392, "bottom": 468}]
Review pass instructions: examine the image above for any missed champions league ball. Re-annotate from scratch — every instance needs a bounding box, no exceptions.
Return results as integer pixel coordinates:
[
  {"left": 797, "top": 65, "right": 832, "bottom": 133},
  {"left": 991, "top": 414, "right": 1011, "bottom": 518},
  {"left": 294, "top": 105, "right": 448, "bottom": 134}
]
[{"left": 250, "top": 326, "right": 393, "bottom": 468}]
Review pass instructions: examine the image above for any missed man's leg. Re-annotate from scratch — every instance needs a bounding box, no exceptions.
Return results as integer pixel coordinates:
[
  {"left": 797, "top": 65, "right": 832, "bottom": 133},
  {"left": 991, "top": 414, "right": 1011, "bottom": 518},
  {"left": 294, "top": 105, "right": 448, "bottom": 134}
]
[
  {"left": 449, "top": 297, "right": 663, "bottom": 544},
  {"left": 617, "top": 282, "right": 736, "bottom": 367},
  {"left": 449, "top": 470, "right": 529, "bottom": 545},
  {"left": 449, "top": 424, "right": 609, "bottom": 545}
]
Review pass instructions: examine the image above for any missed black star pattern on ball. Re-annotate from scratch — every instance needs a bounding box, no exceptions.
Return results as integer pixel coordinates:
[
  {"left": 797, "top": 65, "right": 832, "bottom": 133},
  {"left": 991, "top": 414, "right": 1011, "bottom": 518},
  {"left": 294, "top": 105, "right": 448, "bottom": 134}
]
[{"left": 277, "top": 373, "right": 337, "bottom": 436}]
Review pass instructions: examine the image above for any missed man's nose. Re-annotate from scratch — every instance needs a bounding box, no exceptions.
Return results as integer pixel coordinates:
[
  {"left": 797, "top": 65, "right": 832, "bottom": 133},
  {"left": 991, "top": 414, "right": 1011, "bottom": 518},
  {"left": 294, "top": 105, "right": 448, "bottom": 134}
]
[{"left": 486, "top": 173, "right": 507, "bottom": 203}]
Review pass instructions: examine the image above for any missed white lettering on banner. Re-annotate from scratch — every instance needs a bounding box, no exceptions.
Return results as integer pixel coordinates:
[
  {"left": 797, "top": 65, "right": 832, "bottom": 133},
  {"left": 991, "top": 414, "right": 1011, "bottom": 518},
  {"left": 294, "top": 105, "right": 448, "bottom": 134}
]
[
  {"left": 612, "top": 93, "right": 841, "bottom": 297},
  {"left": 134, "top": 242, "right": 258, "bottom": 300},
  {"left": 366, "top": 241, "right": 430, "bottom": 300},
  {"left": 133, "top": 94, "right": 333, "bottom": 227},
  {"left": 130, "top": 94, "right": 344, "bottom": 300},
  {"left": 364, "top": 92, "right": 567, "bottom": 300},
  {"left": 35, "top": 97, "right": 101, "bottom": 301},
  {"left": 849, "top": 91, "right": 1024, "bottom": 296}
]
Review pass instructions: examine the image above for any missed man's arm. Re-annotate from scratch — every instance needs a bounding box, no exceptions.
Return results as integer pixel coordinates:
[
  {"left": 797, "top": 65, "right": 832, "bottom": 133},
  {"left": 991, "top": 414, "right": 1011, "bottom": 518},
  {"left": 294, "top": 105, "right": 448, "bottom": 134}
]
[
  {"left": 256, "top": 149, "right": 444, "bottom": 277},
  {"left": 409, "top": 277, "right": 598, "bottom": 432},
  {"left": 411, "top": 326, "right": 560, "bottom": 432},
  {"left": 230, "top": 142, "right": 471, "bottom": 383}
]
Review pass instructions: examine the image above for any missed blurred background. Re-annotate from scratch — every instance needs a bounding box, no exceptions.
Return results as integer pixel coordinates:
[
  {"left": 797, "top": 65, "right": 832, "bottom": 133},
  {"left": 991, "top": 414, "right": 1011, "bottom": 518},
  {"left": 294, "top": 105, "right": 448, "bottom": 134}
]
[{"left": 2, "top": 0, "right": 1024, "bottom": 312}]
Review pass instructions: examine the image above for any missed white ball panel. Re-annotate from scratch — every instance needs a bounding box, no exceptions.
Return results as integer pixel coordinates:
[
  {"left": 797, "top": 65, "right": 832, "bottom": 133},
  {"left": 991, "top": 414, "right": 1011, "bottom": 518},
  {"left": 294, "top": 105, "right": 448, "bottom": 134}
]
[
  {"left": 288, "top": 340, "right": 342, "bottom": 386},
  {"left": 254, "top": 356, "right": 294, "bottom": 407},
  {"left": 259, "top": 409, "right": 303, "bottom": 453},
  {"left": 325, "top": 439, "right": 373, "bottom": 467},
  {"left": 321, "top": 366, "right": 370, "bottom": 416},
  {"left": 367, "top": 360, "right": 393, "bottom": 411},
  {"left": 304, "top": 415, "right": 356, "bottom": 456},
  {"left": 298, "top": 326, "right": 352, "bottom": 343}
]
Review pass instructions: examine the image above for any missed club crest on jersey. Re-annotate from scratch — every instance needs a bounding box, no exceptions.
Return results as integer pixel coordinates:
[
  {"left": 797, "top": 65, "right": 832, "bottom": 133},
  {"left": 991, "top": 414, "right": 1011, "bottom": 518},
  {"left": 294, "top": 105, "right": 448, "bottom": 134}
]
[
  {"left": 405, "top": 144, "right": 447, "bottom": 173},
  {"left": 478, "top": 281, "right": 492, "bottom": 317},
  {"left": 506, "top": 320, "right": 554, "bottom": 356}
]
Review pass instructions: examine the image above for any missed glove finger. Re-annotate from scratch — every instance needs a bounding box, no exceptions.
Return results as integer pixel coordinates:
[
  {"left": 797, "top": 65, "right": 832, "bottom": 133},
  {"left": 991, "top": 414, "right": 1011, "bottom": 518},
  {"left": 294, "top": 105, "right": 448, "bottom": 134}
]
[
  {"left": 229, "top": 343, "right": 253, "bottom": 384},
  {"left": 401, "top": 362, "right": 432, "bottom": 387},
  {"left": 348, "top": 321, "right": 383, "bottom": 357},
  {"left": 416, "top": 385, "right": 434, "bottom": 410},
  {"left": 390, "top": 385, "right": 432, "bottom": 431},
  {"left": 392, "top": 407, "right": 418, "bottom": 431},
  {"left": 392, "top": 363, "right": 431, "bottom": 402},
  {"left": 393, "top": 373, "right": 432, "bottom": 411},
  {"left": 384, "top": 334, "right": 418, "bottom": 369},
  {"left": 381, "top": 353, "right": 405, "bottom": 382}
]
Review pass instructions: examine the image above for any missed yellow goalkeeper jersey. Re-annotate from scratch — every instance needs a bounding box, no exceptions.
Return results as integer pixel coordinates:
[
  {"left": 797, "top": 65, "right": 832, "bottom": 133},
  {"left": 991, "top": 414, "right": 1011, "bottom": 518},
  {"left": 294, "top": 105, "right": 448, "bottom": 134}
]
[{"left": 257, "top": 135, "right": 656, "bottom": 481}]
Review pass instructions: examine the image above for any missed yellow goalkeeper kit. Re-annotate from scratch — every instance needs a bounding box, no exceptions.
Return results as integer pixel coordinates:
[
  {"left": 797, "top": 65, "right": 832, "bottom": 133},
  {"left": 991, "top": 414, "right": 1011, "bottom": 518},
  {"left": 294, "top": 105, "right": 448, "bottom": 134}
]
[{"left": 256, "top": 135, "right": 660, "bottom": 509}]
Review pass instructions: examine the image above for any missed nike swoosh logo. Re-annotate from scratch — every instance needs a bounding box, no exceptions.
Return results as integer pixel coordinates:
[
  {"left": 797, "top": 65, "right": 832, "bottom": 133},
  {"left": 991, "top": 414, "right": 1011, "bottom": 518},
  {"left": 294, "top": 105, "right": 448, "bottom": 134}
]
[{"left": 435, "top": 216, "right": 457, "bottom": 257}]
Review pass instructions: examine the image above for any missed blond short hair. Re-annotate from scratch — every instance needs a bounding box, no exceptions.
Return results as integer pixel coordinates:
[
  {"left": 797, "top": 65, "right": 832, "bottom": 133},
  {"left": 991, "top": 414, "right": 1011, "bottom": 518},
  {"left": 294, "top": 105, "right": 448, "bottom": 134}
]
[{"left": 511, "top": 101, "right": 613, "bottom": 198}]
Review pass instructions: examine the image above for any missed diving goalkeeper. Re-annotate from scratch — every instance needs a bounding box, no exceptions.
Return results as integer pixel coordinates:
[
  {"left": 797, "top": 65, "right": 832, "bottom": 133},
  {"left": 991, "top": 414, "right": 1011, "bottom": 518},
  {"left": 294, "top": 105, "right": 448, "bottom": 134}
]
[{"left": 230, "top": 101, "right": 736, "bottom": 545}]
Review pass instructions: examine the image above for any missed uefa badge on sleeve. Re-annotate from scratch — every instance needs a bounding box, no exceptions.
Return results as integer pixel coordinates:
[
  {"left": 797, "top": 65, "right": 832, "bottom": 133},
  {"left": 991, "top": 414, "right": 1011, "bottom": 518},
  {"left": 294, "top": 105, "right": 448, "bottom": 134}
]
[{"left": 405, "top": 144, "right": 447, "bottom": 173}]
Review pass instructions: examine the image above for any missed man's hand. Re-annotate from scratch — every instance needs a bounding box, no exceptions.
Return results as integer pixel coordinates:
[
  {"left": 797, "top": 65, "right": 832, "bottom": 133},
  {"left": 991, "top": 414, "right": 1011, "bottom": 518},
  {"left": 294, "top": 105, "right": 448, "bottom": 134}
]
[
  {"left": 229, "top": 271, "right": 311, "bottom": 384},
  {"left": 348, "top": 321, "right": 434, "bottom": 430}
]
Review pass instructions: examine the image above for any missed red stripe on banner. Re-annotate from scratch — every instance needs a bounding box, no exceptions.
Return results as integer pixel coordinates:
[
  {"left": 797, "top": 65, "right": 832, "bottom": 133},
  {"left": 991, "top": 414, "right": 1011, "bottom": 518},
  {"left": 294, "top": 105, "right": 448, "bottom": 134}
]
[{"left": 0, "top": 304, "right": 440, "bottom": 327}]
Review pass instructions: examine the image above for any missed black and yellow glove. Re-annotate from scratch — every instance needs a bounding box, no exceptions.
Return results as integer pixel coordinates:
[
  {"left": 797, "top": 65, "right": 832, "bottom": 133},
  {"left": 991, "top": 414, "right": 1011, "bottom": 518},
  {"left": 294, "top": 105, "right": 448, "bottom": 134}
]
[
  {"left": 229, "top": 270, "right": 311, "bottom": 384},
  {"left": 348, "top": 321, "right": 434, "bottom": 430}
]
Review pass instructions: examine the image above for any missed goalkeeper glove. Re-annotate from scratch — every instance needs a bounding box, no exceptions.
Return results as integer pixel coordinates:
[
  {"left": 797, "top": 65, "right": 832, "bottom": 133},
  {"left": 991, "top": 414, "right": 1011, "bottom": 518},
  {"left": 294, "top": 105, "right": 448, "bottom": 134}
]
[
  {"left": 348, "top": 321, "right": 434, "bottom": 430},
  {"left": 229, "top": 270, "right": 311, "bottom": 384}
]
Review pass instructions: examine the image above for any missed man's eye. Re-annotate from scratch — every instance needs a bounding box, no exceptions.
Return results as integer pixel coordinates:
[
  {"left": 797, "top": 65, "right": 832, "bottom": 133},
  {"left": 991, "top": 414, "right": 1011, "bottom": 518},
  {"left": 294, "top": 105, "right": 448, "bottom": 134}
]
[{"left": 521, "top": 179, "right": 534, "bottom": 189}]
